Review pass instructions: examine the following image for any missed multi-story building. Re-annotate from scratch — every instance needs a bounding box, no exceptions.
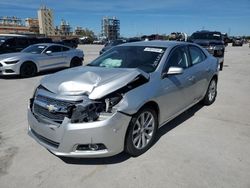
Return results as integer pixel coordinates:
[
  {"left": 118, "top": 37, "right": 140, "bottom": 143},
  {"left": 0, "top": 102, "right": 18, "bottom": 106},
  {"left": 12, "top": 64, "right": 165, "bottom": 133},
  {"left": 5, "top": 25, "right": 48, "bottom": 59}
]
[
  {"left": 60, "top": 19, "right": 71, "bottom": 36},
  {"left": 0, "top": 16, "right": 30, "bottom": 34},
  {"left": 25, "top": 18, "right": 39, "bottom": 34},
  {"left": 38, "top": 6, "right": 55, "bottom": 36},
  {"left": 101, "top": 17, "right": 120, "bottom": 40}
]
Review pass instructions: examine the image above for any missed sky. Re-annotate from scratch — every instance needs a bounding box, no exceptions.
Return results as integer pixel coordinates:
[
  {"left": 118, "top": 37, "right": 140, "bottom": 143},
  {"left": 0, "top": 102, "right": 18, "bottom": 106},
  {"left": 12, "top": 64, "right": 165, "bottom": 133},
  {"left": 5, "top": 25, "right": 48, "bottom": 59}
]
[{"left": 0, "top": 0, "right": 250, "bottom": 37}]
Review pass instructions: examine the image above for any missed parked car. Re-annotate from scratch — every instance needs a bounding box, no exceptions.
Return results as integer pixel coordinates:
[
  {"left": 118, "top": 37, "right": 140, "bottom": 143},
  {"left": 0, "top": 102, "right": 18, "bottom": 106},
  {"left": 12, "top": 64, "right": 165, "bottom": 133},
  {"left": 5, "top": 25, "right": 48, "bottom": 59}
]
[
  {"left": 0, "top": 43, "right": 83, "bottom": 77},
  {"left": 189, "top": 30, "right": 225, "bottom": 70},
  {"left": 28, "top": 41, "right": 219, "bottom": 158},
  {"left": 232, "top": 37, "right": 243, "bottom": 46},
  {"left": 55, "top": 39, "right": 78, "bottom": 48},
  {"left": 221, "top": 33, "right": 231, "bottom": 46},
  {"left": 0, "top": 36, "right": 52, "bottom": 54},
  {"left": 169, "top": 32, "right": 188, "bottom": 41},
  {"left": 99, "top": 39, "right": 126, "bottom": 55}
]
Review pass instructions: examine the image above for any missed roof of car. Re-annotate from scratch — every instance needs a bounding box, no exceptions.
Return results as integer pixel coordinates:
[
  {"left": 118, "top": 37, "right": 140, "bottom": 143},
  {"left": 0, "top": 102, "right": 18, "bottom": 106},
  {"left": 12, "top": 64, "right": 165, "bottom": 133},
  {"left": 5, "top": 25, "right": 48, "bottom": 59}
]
[
  {"left": 32, "top": 43, "right": 71, "bottom": 48},
  {"left": 121, "top": 40, "right": 190, "bottom": 48}
]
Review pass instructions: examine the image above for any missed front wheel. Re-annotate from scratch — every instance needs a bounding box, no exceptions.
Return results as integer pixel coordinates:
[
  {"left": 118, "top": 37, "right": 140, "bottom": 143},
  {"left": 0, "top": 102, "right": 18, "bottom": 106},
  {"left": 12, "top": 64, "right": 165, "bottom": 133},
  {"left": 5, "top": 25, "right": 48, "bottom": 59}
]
[
  {"left": 125, "top": 108, "right": 158, "bottom": 157},
  {"left": 20, "top": 62, "right": 37, "bottom": 78},
  {"left": 202, "top": 78, "right": 217, "bottom": 105}
]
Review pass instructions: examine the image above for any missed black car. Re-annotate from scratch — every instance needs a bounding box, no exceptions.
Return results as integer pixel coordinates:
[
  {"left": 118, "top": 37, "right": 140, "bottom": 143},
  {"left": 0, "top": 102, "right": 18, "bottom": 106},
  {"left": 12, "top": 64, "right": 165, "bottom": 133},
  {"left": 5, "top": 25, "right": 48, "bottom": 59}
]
[
  {"left": 99, "top": 39, "right": 127, "bottom": 55},
  {"left": 56, "top": 39, "right": 78, "bottom": 48},
  {"left": 189, "top": 30, "right": 225, "bottom": 70},
  {"left": 232, "top": 37, "right": 243, "bottom": 46},
  {"left": 0, "top": 36, "right": 52, "bottom": 54}
]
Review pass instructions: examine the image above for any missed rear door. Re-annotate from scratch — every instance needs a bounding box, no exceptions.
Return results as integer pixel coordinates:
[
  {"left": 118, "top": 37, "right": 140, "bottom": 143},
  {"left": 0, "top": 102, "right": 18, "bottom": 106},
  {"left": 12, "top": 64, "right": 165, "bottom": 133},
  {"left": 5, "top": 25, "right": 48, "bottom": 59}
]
[{"left": 188, "top": 45, "right": 210, "bottom": 101}]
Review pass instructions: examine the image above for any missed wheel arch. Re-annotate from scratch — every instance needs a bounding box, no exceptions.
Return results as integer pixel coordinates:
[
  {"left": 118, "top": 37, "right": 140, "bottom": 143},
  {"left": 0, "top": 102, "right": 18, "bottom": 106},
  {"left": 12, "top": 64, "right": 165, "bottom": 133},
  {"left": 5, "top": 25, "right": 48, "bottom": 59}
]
[
  {"left": 70, "top": 56, "right": 82, "bottom": 67},
  {"left": 19, "top": 60, "right": 38, "bottom": 73}
]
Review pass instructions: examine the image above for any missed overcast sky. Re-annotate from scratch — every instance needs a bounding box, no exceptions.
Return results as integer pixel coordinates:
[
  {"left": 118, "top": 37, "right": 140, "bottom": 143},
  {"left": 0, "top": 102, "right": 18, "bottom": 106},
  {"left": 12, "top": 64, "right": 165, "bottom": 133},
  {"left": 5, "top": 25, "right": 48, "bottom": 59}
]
[{"left": 0, "top": 0, "right": 249, "bottom": 36}]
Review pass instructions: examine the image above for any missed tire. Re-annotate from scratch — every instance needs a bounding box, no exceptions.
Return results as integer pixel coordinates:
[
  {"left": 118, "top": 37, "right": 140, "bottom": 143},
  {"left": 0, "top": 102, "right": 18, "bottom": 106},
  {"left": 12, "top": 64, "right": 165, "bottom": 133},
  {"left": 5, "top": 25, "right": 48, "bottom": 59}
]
[
  {"left": 125, "top": 107, "right": 158, "bottom": 157},
  {"left": 202, "top": 78, "right": 217, "bottom": 105},
  {"left": 70, "top": 57, "right": 82, "bottom": 67},
  {"left": 219, "top": 61, "right": 223, "bottom": 71},
  {"left": 20, "top": 62, "right": 37, "bottom": 78}
]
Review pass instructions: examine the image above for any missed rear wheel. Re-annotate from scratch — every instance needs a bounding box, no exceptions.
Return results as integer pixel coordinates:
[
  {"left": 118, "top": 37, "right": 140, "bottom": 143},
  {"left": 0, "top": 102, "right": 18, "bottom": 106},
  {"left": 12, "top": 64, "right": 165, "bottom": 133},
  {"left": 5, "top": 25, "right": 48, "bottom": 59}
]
[
  {"left": 20, "top": 62, "right": 37, "bottom": 77},
  {"left": 202, "top": 78, "right": 217, "bottom": 105},
  {"left": 125, "top": 108, "right": 158, "bottom": 157},
  {"left": 70, "top": 57, "right": 82, "bottom": 67}
]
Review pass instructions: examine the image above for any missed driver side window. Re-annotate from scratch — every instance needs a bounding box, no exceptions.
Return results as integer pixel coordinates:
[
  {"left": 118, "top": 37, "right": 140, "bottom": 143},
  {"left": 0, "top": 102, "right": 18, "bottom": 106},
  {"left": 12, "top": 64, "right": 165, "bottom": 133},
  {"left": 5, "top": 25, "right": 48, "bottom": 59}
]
[{"left": 168, "top": 47, "right": 189, "bottom": 69}]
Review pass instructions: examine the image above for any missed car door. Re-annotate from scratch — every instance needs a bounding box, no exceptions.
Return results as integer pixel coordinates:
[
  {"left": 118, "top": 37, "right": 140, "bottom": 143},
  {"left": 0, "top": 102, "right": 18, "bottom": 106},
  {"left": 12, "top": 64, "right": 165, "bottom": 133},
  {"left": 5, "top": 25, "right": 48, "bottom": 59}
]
[
  {"left": 188, "top": 45, "right": 210, "bottom": 101},
  {"left": 158, "top": 46, "right": 197, "bottom": 122},
  {"left": 61, "top": 46, "right": 71, "bottom": 65},
  {"left": 40, "top": 45, "right": 65, "bottom": 70}
]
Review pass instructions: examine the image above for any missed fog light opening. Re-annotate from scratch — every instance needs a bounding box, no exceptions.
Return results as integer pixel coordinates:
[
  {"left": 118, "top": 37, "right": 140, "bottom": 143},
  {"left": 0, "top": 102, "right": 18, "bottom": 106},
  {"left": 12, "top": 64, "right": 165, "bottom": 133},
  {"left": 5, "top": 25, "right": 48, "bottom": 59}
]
[
  {"left": 76, "top": 143, "right": 107, "bottom": 151},
  {"left": 5, "top": 69, "right": 15, "bottom": 73},
  {"left": 89, "top": 144, "right": 99, "bottom": 151}
]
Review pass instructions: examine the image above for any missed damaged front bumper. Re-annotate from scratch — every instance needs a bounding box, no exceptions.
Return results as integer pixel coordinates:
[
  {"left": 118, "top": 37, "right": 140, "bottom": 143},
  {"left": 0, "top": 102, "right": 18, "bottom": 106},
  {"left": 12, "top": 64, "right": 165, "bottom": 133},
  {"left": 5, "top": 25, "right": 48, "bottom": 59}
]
[{"left": 28, "top": 108, "right": 131, "bottom": 157}]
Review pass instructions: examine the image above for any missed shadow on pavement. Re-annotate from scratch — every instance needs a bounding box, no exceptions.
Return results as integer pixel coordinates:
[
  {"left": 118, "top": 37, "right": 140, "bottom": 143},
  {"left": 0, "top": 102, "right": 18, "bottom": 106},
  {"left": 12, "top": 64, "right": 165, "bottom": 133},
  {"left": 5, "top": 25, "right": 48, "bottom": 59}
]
[
  {"left": 59, "top": 152, "right": 131, "bottom": 165},
  {"left": 0, "top": 67, "right": 67, "bottom": 80},
  {"left": 60, "top": 103, "right": 204, "bottom": 165}
]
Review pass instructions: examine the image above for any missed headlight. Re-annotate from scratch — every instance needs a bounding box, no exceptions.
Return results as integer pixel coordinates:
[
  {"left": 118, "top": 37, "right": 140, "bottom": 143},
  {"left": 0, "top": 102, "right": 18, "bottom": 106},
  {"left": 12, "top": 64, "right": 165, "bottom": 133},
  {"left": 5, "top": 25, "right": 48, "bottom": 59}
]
[
  {"left": 70, "top": 94, "right": 122, "bottom": 123},
  {"left": 4, "top": 60, "right": 19, "bottom": 64},
  {"left": 213, "top": 45, "right": 224, "bottom": 50}
]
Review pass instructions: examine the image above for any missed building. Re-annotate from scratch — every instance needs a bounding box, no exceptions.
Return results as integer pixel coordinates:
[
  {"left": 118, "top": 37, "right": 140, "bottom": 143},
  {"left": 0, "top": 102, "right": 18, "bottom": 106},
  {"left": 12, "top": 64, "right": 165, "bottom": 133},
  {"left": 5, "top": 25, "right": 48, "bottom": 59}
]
[
  {"left": 101, "top": 17, "right": 120, "bottom": 40},
  {"left": 75, "top": 26, "right": 85, "bottom": 36},
  {"left": 25, "top": 18, "right": 39, "bottom": 34},
  {"left": 0, "top": 16, "right": 30, "bottom": 34},
  {"left": 54, "top": 19, "right": 72, "bottom": 36},
  {"left": 38, "top": 6, "right": 55, "bottom": 36},
  {"left": 60, "top": 19, "right": 71, "bottom": 36}
]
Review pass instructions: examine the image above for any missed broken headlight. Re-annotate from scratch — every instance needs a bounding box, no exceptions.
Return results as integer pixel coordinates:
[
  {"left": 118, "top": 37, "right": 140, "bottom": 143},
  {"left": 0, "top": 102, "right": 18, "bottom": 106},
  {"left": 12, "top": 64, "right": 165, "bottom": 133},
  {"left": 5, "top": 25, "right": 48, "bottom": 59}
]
[{"left": 70, "top": 94, "right": 122, "bottom": 123}]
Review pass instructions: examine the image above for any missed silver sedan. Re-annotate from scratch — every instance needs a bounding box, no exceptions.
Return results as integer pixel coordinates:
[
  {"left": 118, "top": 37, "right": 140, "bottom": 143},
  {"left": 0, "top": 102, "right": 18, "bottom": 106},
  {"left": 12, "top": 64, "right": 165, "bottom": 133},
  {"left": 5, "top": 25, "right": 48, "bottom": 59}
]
[
  {"left": 28, "top": 41, "right": 219, "bottom": 157},
  {"left": 0, "top": 43, "right": 84, "bottom": 77}
]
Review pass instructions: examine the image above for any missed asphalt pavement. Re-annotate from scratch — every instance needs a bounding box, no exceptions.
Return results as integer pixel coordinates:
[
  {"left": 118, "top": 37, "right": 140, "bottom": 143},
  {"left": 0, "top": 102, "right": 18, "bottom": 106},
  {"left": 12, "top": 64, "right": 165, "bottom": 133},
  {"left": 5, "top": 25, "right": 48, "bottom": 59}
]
[{"left": 0, "top": 44, "right": 250, "bottom": 188}]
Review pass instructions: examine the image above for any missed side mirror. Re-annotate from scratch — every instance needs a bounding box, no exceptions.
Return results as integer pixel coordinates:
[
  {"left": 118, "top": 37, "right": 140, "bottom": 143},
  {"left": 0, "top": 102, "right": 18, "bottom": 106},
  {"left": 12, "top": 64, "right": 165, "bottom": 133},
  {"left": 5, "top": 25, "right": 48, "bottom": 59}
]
[
  {"left": 162, "top": 66, "right": 184, "bottom": 78},
  {"left": 45, "top": 50, "right": 52, "bottom": 55}
]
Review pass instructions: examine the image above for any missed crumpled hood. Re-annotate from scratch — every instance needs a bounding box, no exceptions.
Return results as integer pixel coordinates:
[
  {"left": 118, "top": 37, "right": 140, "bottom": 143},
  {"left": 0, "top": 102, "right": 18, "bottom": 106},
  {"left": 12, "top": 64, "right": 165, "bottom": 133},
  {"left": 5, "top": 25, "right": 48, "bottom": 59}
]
[
  {"left": 0, "top": 52, "right": 31, "bottom": 61},
  {"left": 40, "top": 66, "right": 149, "bottom": 99}
]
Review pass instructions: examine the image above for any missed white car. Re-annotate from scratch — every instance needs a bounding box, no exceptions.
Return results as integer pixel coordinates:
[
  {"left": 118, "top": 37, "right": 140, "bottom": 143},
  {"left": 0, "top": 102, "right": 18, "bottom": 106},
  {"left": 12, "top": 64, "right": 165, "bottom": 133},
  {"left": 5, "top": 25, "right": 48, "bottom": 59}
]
[{"left": 0, "top": 43, "right": 84, "bottom": 77}]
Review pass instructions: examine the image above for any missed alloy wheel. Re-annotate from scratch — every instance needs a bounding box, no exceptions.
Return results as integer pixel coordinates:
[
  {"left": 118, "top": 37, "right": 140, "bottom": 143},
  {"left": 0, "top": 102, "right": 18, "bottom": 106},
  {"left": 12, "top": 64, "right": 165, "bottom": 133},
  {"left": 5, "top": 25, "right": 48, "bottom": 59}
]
[{"left": 132, "top": 111, "right": 155, "bottom": 149}]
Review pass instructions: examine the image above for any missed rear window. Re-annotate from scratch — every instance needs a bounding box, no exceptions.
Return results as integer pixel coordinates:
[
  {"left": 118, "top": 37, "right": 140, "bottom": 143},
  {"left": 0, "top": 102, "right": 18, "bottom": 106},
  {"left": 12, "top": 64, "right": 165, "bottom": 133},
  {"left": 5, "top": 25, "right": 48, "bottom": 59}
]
[{"left": 191, "top": 32, "right": 222, "bottom": 40}]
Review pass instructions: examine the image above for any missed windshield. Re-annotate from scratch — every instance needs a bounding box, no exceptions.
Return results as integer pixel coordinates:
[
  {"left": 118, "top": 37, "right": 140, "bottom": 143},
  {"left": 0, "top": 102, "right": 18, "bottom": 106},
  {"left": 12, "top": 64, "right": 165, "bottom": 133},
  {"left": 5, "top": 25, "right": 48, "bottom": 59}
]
[
  {"left": 191, "top": 32, "right": 222, "bottom": 40},
  {"left": 88, "top": 46, "right": 166, "bottom": 73},
  {"left": 22, "top": 44, "right": 47, "bottom": 54}
]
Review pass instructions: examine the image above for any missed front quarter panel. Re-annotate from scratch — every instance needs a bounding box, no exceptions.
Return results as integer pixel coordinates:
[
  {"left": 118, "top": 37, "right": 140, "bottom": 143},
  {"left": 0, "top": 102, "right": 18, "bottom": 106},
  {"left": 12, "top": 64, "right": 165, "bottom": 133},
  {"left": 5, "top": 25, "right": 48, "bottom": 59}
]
[{"left": 115, "top": 73, "right": 160, "bottom": 115}]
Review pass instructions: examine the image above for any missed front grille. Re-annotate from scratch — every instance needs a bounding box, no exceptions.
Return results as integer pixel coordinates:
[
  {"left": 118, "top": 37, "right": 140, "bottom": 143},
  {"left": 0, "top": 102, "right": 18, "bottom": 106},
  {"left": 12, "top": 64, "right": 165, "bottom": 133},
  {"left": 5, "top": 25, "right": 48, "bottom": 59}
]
[
  {"left": 33, "top": 95, "right": 79, "bottom": 123},
  {"left": 31, "top": 128, "right": 59, "bottom": 148},
  {"left": 34, "top": 103, "right": 67, "bottom": 121},
  {"left": 36, "top": 95, "right": 77, "bottom": 108}
]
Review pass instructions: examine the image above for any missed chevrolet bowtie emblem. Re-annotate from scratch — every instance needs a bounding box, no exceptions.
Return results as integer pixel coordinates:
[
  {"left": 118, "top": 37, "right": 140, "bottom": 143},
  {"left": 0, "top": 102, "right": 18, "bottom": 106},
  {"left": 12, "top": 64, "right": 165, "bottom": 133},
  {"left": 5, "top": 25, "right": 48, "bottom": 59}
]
[{"left": 47, "top": 104, "right": 58, "bottom": 113}]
